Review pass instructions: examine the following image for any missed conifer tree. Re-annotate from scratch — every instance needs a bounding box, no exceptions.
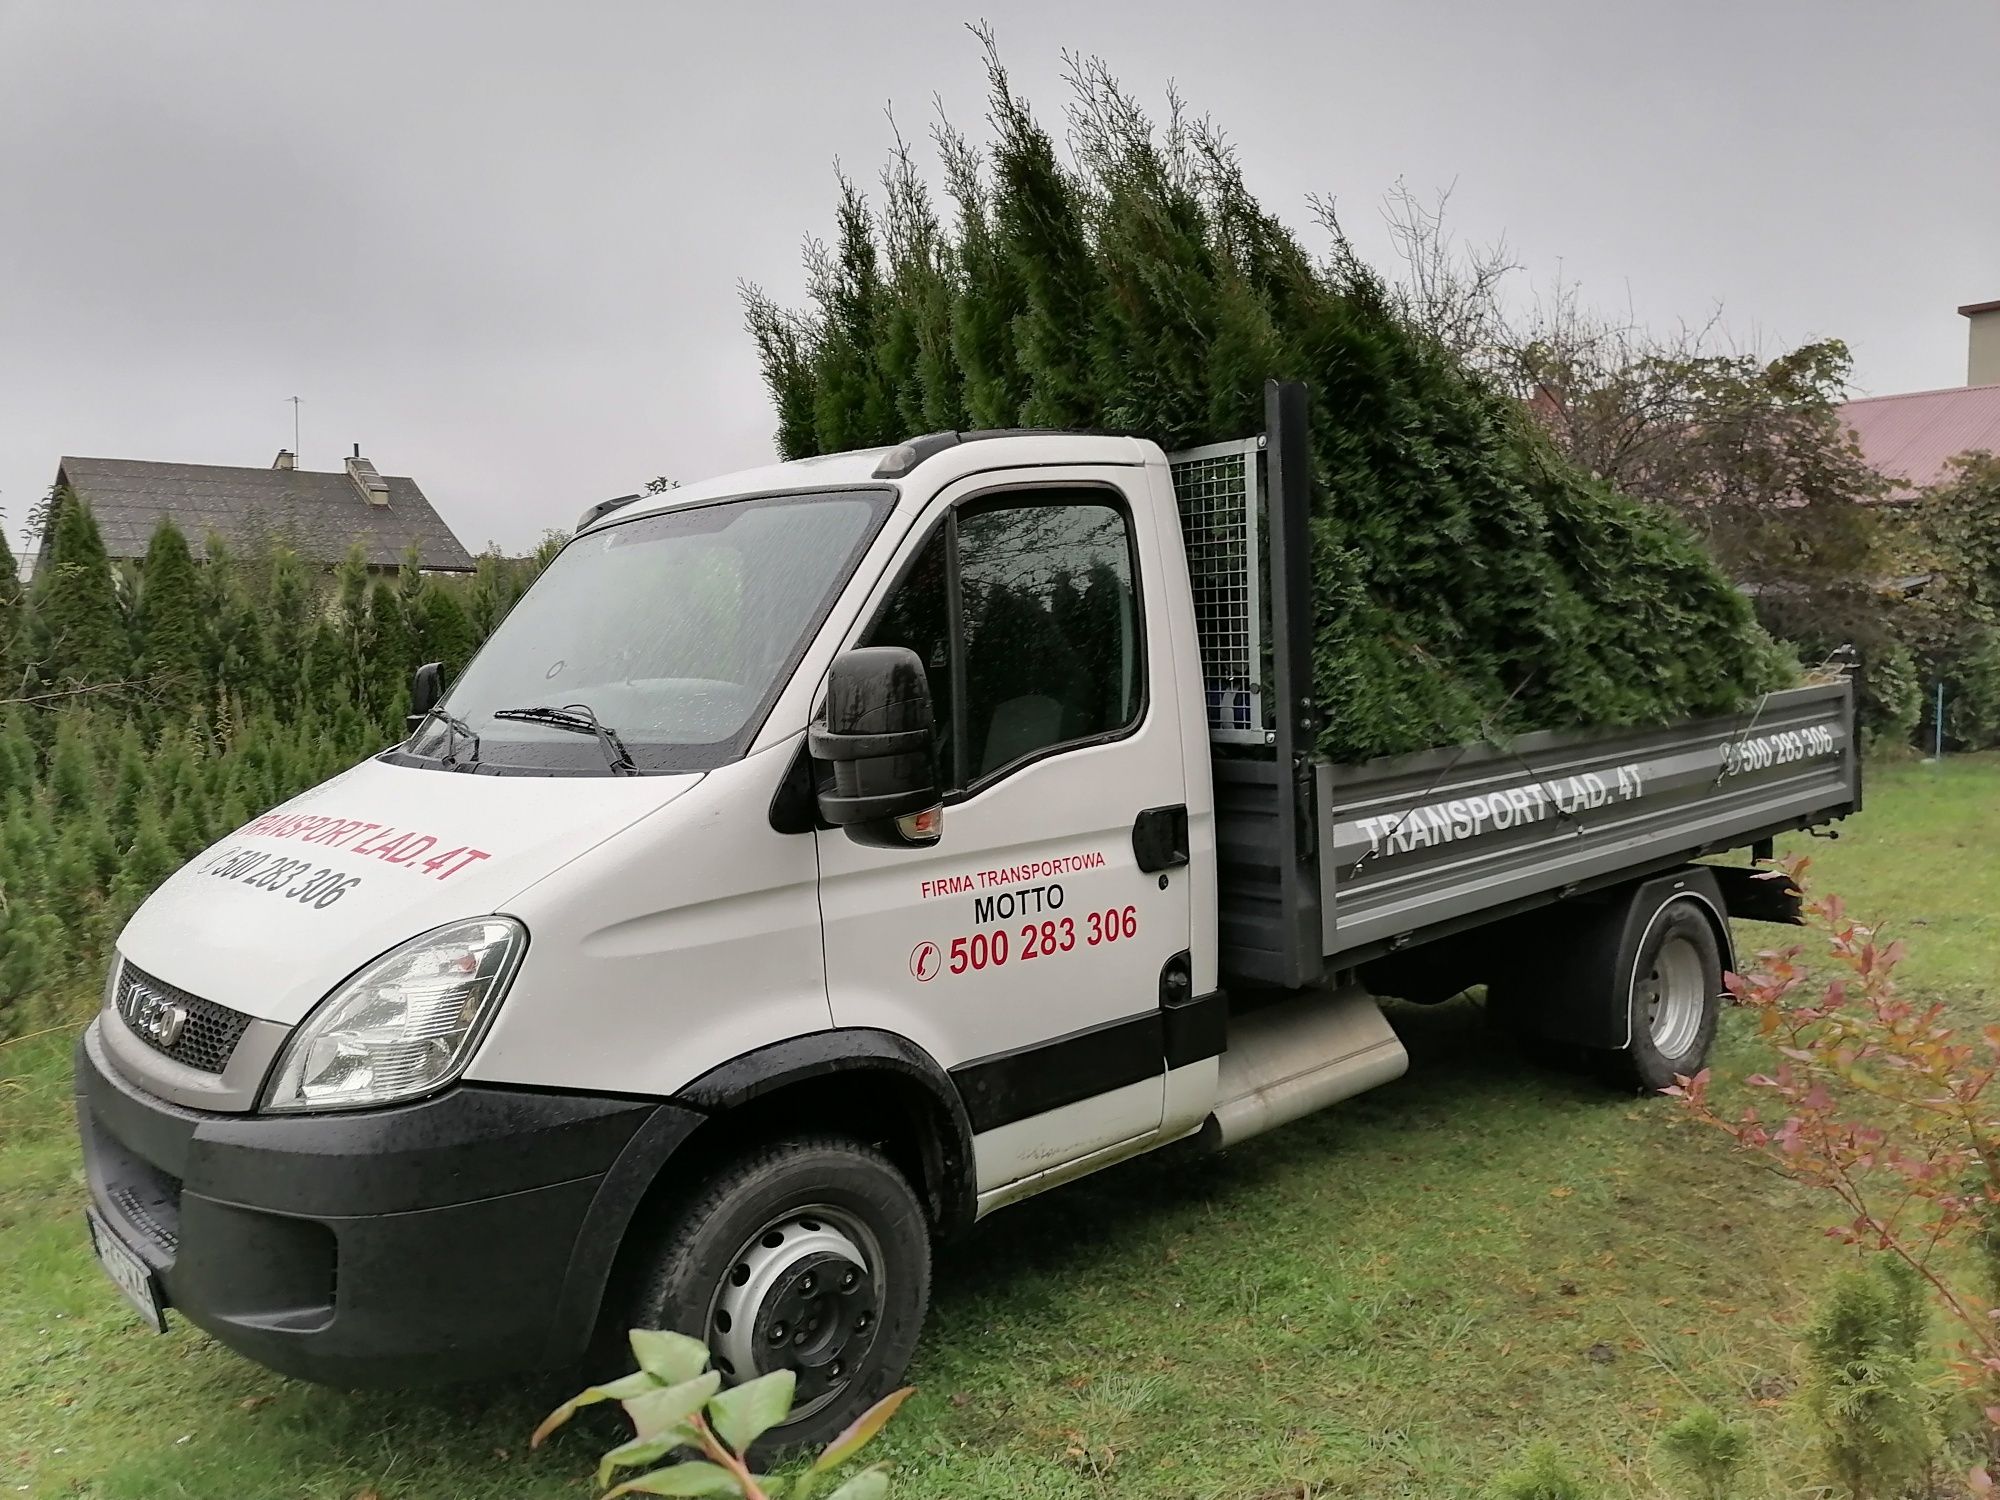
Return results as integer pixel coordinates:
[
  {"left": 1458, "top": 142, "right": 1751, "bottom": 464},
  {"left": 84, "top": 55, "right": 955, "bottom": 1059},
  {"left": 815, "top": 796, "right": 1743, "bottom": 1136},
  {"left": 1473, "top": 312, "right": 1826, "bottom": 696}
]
[
  {"left": 50, "top": 823, "right": 99, "bottom": 911},
  {"left": 744, "top": 46, "right": 1786, "bottom": 760},
  {"left": 80, "top": 811, "right": 121, "bottom": 889},
  {"left": 807, "top": 173, "right": 899, "bottom": 453},
  {"left": 396, "top": 542, "right": 429, "bottom": 656},
  {"left": 420, "top": 579, "right": 476, "bottom": 681},
  {"left": 876, "top": 123, "right": 965, "bottom": 434},
  {"left": 148, "top": 731, "right": 195, "bottom": 812},
  {"left": 528, "top": 530, "right": 565, "bottom": 580},
  {"left": 939, "top": 120, "right": 1027, "bottom": 432},
  {"left": 112, "top": 808, "right": 177, "bottom": 908},
  {"left": 743, "top": 288, "right": 820, "bottom": 461},
  {"left": 1, "top": 801, "right": 51, "bottom": 896},
  {"left": 332, "top": 542, "right": 372, "bottom": 705},
  {"left": 0, "top": 526, "right": 21, "bottom": 685},
  {"left": 264, "top": 546, "right": 315, "bottom": 714},
  {"left": 304, "top": 620, "right": 348, "bottom": 716},
  {"left": 163, "top": 799, "right": 205, "bottom": 862},
  {"left": 110, "top": 728, "right": 149, "bottom": 841},
  {"left": 466, "top": 551, "right": 516, "bottom": 639},
  {"left": 366, "top": 580, "right": 414, "bottom": 729},
  {"left": 200, "top": 534, "right": 270, "bottom": 712},
  {"left": 984, "top": 41, "right": 1103, "bottom": 430},
  {"left": 48, "top": 715, "right": 97, "bottom": 815},
  {"left": 199, "top": 533, "right": 234, "bottom": 687},
  {"left": 30, "top": 489, "right": 126, "bottom": 690},
  {"left": 0, "top": 903, "right": 57, "bottom": 1039},
  {"left": 136, "top": 518, "right": 206, "bottom": 714},
  {"left": 0, "top": 712, "right": 35, "bottom": 809}
]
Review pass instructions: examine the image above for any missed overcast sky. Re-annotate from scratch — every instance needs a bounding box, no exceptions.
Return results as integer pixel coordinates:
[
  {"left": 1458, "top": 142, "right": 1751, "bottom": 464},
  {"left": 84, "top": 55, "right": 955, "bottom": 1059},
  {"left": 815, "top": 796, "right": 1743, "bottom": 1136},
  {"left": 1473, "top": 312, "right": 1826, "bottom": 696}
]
[{"left": 2, "top": 0, "right": 1995, "bottom": 559}]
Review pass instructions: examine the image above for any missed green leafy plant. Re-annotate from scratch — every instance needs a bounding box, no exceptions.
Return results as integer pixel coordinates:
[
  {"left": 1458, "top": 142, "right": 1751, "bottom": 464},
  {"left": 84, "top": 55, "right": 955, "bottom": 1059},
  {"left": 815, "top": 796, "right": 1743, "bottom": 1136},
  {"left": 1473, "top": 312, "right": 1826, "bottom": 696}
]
[
  {"left": 1943, "top": 627, "right": 2000, "bottom": 752},
  {"left": 533, "top": 1330, "right": 911, "bottom": 1499},
  {"left": 1860, "top": 638, "right": 1924, "bottom": 753},
  {"left": 1667, "top": 857, "right": 1990, "bottom": 1488},
  {"left": 1656, "top": 1404, "right": 1749, "bottom": 1500}
]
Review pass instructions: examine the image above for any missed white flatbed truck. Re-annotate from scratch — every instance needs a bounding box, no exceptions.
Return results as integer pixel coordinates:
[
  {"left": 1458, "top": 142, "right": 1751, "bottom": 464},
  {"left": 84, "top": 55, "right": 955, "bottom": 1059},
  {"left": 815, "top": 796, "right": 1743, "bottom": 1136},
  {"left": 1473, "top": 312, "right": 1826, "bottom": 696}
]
[{"left": 76, "top": 382, "right": 1858, "bottom": 1446}]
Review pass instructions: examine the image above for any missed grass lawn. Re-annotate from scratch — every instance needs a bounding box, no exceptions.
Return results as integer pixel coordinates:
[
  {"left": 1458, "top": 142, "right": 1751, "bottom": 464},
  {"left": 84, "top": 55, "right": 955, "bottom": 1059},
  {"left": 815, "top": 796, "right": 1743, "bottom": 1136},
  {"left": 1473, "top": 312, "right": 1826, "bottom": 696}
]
[{"left": 4, "top": 755, "right": 1996, "bottom": 1499}]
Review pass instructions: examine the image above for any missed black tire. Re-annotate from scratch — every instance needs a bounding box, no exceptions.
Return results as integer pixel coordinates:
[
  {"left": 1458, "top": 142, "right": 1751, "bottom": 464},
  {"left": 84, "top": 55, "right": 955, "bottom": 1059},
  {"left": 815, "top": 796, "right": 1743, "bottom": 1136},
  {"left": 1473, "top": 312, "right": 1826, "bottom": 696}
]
[
  {"left": 621, "top": 1136, "right": 931, "bottom": 1457},
  {"left": 1595, "top": 900, "right": 1722, "bottom": 1092}
]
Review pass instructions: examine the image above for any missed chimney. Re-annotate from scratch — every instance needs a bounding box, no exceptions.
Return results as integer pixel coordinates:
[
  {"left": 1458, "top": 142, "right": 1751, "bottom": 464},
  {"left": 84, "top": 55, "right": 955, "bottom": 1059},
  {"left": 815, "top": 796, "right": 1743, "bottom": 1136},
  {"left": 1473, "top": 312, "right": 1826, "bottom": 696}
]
[
  {"left": 272, "top": 448, "right": 296, "bottom": 470},
  {"left": 1962, "top": 299, "right": 2000, "bottom": 386},
  {"left": 343, "top": 443, "right": 391, "bottom": 507}
]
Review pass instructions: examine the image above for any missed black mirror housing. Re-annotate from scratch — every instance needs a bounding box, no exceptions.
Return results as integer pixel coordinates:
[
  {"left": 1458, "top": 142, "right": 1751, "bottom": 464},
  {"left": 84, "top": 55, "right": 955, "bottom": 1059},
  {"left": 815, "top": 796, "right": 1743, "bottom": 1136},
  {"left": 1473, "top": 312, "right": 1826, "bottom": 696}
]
[
  {"left": 406, "top": 662, "right": 444, "bottom": 735},
  {"left": 809, "top": 647, "right": 940, "bottom": 834}
]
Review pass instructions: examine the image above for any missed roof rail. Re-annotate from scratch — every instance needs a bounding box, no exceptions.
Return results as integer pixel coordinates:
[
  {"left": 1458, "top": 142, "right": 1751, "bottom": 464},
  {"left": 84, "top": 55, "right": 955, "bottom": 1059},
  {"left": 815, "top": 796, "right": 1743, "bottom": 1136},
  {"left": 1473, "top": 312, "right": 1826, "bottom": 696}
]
[
  {"left": 576, "top": 493, "right": 642, "bottom": 532},
  {"left": 870, "top": 426, "right": 1118, "bottom": 479}
]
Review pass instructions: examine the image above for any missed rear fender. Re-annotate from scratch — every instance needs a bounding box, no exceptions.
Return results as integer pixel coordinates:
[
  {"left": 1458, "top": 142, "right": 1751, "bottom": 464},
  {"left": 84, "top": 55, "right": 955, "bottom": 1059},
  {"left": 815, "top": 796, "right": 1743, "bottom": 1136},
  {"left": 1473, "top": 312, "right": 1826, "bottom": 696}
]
[{"left": 1503, "top": 867, "right": 1732, "bottom": 1050}]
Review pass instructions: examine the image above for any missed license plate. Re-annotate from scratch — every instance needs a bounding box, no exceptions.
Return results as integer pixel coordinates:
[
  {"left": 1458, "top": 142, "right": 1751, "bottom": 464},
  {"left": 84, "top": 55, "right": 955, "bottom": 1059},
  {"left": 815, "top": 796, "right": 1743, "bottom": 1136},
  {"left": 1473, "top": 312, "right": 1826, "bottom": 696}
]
[{"left": 86, "top": 1208, "right": 165, "bottom": 1333}]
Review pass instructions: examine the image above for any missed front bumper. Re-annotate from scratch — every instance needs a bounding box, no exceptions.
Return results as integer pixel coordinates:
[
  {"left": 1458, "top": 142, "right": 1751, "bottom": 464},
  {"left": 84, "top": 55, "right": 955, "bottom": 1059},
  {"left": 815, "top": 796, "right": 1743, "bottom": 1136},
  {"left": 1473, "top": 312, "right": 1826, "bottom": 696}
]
[{"left": 74, "top": 1019, "right": 703, "bottom": 1386}]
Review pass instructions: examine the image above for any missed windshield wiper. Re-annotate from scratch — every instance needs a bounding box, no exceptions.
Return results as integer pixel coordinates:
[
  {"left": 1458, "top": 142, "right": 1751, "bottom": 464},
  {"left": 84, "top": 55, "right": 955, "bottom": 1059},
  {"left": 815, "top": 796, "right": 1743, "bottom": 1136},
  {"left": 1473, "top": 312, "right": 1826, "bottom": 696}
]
[
  {"left": 418, "top": 706, "right": 481, "bottom": 770},
  {"left": 491, "top": 703, "right": 640, "bottom": 776}
]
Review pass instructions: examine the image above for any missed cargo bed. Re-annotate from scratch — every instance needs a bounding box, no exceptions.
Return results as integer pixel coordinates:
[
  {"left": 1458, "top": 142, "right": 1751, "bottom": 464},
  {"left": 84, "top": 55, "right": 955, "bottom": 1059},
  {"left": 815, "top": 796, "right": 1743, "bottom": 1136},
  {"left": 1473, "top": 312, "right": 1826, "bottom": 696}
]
[
  {"left": 1213, "top": 680, "right": 1858, "bottom": 985},
  {"left": 1171, "top": 386, "right": 1862, "bottom": 989}
]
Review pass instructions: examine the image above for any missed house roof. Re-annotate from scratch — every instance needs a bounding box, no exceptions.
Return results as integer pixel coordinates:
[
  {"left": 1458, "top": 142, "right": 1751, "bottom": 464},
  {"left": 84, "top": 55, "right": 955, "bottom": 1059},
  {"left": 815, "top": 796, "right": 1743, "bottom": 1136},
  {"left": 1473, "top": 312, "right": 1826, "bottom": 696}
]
[
  {"left": 50, "top": 456, "right": 476, "bottom": 571},
  {"left": 1838, "top": 382, "right": 2000, "bottom": 498}
]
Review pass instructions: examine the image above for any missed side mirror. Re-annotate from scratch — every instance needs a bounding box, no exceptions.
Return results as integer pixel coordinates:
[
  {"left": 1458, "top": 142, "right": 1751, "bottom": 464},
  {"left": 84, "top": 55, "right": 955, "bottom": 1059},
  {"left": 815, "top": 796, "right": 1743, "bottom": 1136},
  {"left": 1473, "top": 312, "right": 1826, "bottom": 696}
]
[
  {"left": 406, "top": 662, "right": 444, "bottom": 735},
  {"left": 808, "top": 646, "right": 942, "bottom": 845}
]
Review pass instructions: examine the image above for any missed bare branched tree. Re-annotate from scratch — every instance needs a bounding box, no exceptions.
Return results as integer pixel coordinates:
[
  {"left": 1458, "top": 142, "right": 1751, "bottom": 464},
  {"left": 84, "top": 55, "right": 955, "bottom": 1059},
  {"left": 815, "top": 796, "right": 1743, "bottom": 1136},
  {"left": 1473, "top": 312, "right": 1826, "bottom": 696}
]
[
  {"left": 1355, "top": 185, "right": 1889, "bottom": 663},
  {"left": 1376, "top": 179, "right": 1519, "bottom": 366}
]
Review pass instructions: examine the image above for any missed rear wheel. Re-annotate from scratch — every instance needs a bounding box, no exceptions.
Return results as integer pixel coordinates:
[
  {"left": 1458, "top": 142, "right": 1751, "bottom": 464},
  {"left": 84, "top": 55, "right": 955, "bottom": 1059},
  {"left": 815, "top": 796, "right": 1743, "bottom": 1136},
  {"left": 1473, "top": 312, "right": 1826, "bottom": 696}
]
[
  {"left": 1597, "top": 901, "right": 1721, "bottom": 1091},
  {"left": 622, "top": 1136, "right": 931, "bottom": 1455}
]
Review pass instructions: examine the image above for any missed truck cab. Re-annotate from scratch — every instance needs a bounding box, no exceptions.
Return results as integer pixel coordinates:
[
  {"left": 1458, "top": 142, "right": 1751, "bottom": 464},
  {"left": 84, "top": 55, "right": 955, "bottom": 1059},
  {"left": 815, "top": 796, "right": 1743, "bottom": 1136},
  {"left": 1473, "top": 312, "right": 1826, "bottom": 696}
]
[
  {"left": 78, "top": 431, "right": 1246, "bottom": 1446},
  {"left": 75, "top": 401, "right": 1857, "bottom": 1449}
]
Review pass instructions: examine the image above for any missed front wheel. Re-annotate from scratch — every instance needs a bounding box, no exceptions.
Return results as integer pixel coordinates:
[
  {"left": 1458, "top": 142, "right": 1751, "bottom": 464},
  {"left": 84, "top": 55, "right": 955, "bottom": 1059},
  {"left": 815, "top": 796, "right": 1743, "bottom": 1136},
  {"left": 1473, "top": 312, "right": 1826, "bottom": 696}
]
[
  {"left": 1597, "top": 901, "right": 1722, "bottom": 1092},
  {"left": 622, "top": 1136, "right": 931, "bottom": 1455}
]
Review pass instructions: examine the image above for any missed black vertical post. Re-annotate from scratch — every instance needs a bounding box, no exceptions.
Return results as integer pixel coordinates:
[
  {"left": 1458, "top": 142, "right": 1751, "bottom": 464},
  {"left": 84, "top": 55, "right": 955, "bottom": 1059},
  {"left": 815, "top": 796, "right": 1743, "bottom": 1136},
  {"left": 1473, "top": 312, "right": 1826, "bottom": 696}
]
[{"left": 1264, "top": 379, "right": 1326, "bottom": 986}]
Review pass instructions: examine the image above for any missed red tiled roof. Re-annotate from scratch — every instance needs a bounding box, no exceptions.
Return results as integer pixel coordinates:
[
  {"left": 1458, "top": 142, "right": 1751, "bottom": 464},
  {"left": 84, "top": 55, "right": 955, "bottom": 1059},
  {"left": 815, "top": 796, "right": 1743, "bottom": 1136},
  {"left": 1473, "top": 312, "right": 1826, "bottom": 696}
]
[{"left": 1838, "top": 383, "right": 2000, "bottom": 498}]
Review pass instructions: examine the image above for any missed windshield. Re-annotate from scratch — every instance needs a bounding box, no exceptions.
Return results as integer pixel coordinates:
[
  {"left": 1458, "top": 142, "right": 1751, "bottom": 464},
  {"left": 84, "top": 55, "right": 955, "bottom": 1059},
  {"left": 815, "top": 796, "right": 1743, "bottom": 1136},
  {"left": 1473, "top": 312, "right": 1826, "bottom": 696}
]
[{"left": 405, "top": 488, "right": 890, "bottom": 774}]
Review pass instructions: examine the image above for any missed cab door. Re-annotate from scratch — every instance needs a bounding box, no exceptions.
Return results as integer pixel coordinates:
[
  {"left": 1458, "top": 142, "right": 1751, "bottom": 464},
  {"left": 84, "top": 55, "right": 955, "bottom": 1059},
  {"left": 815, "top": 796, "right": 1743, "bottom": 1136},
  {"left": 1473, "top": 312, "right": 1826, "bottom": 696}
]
[{"left": 813, "top": 471, "right": 1192, "bottom": 1200}]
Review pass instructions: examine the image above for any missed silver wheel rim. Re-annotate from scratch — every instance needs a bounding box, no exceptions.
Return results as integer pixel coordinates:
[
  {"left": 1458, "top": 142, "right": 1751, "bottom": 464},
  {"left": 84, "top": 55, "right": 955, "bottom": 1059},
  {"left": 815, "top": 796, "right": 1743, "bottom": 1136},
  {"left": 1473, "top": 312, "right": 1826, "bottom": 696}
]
[
  {"left": 706, "top": 1205, "right": 882, "bottom": 1424},
  {"left": 1641, "top": 933, "right": 1707, "bottom": 1059}
]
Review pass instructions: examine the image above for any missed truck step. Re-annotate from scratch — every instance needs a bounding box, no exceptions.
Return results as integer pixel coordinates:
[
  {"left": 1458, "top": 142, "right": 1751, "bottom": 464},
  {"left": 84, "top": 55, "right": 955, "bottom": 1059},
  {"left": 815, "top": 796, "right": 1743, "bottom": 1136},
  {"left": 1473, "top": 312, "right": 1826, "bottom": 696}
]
[{"left": 1202, "top": 986, "right": 1409, "bottom": 1149}]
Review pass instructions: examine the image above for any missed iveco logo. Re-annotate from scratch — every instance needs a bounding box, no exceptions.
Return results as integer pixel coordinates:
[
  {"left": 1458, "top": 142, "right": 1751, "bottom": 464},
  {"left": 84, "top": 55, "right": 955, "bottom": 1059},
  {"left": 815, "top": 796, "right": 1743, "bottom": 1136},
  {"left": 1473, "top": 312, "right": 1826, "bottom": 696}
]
[{"left": 123, "top": 983, "right": 188, "bottom": 1049}]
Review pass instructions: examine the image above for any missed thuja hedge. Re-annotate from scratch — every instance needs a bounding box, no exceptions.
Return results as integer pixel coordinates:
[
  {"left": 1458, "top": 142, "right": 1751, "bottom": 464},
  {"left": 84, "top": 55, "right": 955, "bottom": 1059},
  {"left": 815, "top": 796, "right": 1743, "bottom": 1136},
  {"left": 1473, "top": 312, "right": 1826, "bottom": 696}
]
[
  {"left": 743, "top": 48, "right": 1792, "bottom": 761},
  {"left": 0, "top": 497, "right": 551, "bottom": 1038}
]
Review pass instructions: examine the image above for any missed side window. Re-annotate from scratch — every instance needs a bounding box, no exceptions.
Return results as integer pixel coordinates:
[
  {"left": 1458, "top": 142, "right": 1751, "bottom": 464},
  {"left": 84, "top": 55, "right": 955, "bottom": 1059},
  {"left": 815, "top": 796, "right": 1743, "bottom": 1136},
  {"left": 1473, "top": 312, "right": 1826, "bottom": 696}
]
[
  {"left": 862, "top": 526, "right": 954, "bottom": 767},
  {"left": 862, "top": 493, "right": 1142, "bottom": 791},
  {"left": 958, "top": 500, "right": 1141, "bottom": 778}
]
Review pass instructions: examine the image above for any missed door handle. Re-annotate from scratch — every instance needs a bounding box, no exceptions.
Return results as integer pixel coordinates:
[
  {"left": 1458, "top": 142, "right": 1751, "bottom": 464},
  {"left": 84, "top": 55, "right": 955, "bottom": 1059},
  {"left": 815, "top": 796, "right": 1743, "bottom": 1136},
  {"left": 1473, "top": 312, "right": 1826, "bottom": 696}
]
[{"left": 1132, "top": 805, "right": 1189, "bottom": 873}]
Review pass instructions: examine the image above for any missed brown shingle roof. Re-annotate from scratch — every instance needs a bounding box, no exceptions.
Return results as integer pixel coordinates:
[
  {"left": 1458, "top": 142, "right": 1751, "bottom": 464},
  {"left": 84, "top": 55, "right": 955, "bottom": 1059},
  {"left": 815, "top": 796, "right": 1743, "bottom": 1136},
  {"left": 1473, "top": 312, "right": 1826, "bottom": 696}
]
[{"left": 50, "top": 456, "right": 476, "bottom": 571}]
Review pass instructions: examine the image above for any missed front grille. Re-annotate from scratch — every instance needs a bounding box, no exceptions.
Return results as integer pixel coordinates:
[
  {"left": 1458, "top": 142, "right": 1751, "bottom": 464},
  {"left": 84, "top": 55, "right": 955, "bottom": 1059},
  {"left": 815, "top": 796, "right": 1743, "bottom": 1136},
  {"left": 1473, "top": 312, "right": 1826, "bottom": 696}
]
[{"left": 114, "top": 961, "right": 252, "bottom": 1074}]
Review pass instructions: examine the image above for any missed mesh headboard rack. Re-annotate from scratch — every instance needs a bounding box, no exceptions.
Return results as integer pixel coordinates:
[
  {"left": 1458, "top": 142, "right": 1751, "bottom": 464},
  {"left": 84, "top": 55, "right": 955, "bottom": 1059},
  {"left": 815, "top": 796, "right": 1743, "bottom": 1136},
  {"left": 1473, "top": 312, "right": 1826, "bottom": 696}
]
[{"left": 1166, "top": 434, "right": 1268, "bottom": 745}]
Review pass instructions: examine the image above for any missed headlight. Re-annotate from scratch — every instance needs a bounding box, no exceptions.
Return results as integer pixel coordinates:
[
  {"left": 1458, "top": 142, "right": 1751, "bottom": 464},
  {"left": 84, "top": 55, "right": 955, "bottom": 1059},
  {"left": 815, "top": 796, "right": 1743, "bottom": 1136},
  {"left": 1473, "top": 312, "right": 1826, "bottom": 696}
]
[{"left": 263, "top": 917, "right": 526, "bottom": 1113}]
